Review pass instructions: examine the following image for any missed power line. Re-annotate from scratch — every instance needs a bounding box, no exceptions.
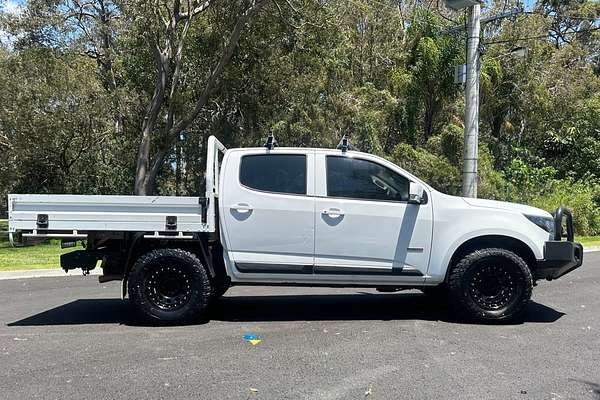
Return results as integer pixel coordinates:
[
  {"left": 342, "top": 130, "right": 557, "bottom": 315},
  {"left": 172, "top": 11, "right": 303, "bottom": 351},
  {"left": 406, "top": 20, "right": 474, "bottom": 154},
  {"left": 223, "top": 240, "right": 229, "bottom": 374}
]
[
  {"left": 483, "top": 25, "right": 600, "bottom": 45},
  {"left": 523, "top": 10, "right": 600, "bottom": 22}
]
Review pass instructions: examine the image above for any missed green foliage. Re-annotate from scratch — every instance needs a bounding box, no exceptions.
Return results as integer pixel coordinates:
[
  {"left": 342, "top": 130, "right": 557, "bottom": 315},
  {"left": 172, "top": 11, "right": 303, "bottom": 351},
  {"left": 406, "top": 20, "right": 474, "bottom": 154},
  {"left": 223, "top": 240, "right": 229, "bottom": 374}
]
[
  {"left": 505, "top": 159, "right": 600, "bottom": 235},
  {"left": 478, "top": 147, "right": 506, "bottom": 201},
  {"left": 391, "top": 11, "right": 463, "bottom": 143},
  {"left": 0, "top": 47, "right": 136, "bottom": 203},
  {"left": 1, "top": 0, "right": 599, "bottom": 235},
  {"left": 426, "top": 123, "right": 463, "bottom": 164},
  {"left": 505, "top": 158, "right": 558, "bottom": 202},
  {"left": 391, "top": 143, "right": 461, "bottom": 195},
  {"left": 530, "top": 176, "right": 600, "bottom": 236},
  {"left": 0, "top": 220, "right": 7, "bottom": 246}
]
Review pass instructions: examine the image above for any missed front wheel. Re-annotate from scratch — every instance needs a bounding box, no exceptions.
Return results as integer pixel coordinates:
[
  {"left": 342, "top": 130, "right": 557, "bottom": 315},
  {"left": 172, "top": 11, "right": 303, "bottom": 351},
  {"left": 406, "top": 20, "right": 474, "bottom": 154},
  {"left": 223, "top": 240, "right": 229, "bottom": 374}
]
[
  {"left": 128, "top": 248, "right": 212, "bottom": 324},
  {"left": 448, "top": 248, "right": 533, "bottom": 322}
]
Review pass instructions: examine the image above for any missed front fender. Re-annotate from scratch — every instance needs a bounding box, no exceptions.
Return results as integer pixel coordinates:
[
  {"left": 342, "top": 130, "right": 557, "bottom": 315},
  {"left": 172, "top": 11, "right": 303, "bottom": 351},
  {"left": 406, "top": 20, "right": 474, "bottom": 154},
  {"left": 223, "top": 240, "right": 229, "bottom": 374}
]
[
  {"left": 426, "top": 228, "right": 544, "bottom": 283},
  {"left": 425, "top": 191, "right": 550, "bottom": 283}
]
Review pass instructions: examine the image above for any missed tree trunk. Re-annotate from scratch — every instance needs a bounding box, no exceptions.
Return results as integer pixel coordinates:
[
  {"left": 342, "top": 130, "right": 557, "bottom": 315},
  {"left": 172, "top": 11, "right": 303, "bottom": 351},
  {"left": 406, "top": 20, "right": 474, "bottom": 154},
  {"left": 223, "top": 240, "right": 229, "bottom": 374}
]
[
  {"left": 134, "top": 126, "right": 152, "bottom": 195},
  {"left": 133, "top": 0, "right": 267, "bottom": 195},
  {"left": 175, "top": 137, "right": 182, "bottom": 196},
  {"left": 134, "top": 41, "right": 168, "bottom": 195}
]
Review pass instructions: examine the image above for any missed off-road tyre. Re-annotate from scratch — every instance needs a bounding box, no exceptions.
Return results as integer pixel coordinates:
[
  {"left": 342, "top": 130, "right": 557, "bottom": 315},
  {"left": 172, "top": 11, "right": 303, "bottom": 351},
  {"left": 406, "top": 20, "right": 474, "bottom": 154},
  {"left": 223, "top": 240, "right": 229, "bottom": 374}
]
[
  {"left": 128, "top": 248, "right": 212, "bottom": 324},
  {"left": 211, "top": 283, "right": 230, "bottom": 300},
  {"left": 448, "top": 248, "right": 533, "bottom": 322}
]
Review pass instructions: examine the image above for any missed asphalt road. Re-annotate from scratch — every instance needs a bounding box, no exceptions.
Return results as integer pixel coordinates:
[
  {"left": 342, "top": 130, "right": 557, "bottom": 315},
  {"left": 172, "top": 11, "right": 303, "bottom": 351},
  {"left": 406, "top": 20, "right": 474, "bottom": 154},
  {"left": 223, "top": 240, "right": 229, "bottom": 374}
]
[{"left": 1, "top": 253, "right": 599, "bottom": 400}]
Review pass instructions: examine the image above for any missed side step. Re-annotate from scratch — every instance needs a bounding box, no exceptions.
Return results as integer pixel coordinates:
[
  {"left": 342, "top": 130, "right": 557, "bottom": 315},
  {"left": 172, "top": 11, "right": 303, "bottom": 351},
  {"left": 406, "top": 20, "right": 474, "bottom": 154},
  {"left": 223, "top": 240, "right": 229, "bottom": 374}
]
[
  {"left": 99, "top": 274, "right": 123, "bottom": 283},
  {"left": 375, "top": 287, "right": 405, "bottom": 292}
]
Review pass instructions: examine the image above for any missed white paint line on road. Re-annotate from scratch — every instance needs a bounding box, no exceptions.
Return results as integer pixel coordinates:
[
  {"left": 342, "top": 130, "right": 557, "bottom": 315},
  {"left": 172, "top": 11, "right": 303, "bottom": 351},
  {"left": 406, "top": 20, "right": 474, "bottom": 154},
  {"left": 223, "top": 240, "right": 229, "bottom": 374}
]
[{"left": 0, "top": 268, "right": 102, "bottom": 280}]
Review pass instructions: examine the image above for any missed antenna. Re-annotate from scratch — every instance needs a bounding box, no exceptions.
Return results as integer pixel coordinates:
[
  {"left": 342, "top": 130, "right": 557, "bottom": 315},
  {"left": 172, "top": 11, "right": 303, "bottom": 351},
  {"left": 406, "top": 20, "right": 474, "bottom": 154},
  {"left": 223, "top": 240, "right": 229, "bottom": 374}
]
[
  {"left": 264, "top": 134, "right": 277, "bottom": 150},
  {"left": 336, "top": 134, "right": 351, "bottom": 153}
]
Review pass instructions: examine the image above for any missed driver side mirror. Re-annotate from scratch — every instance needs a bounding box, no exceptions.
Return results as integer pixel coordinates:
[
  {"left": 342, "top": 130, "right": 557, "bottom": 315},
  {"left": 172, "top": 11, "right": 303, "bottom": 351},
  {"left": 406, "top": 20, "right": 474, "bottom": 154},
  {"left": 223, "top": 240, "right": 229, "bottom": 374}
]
[{"left": 408, "top": 182, "right": 425, "bottom": 205}]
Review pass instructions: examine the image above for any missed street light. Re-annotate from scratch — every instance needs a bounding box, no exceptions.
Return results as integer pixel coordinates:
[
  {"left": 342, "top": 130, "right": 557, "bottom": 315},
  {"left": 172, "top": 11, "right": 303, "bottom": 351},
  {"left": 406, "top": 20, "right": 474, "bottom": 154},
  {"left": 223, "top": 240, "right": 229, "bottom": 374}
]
[
  {"left": 508, "top": 46, "right": 527, "bottom": 58},
  {"left": 455, "top": 47, "right": 527, "bottom": 84},
  {"left": 481, "top": 46, "right": 528, "bottom": 59},
  {"left": 444, "top": 0, "right": 481, "bottom": 10}
]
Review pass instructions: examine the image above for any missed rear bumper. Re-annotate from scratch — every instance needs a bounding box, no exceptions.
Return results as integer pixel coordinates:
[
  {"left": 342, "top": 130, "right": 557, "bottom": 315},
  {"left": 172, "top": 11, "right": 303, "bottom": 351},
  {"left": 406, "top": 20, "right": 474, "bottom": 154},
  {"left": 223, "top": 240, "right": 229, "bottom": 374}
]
[{"left": 535, "top": 241, "right": 583, "bottom": 280}]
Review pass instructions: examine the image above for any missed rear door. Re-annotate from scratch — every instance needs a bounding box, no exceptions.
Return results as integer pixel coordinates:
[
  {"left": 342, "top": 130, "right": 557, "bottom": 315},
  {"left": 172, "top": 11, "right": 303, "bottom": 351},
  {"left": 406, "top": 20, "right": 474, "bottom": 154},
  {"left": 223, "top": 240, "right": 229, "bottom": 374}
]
[
  {"left": 314, "top": 151, "right": 433, "bottom": 283},
  {"left": 220, "top": 149, "right": 315, "bottom": 275}
]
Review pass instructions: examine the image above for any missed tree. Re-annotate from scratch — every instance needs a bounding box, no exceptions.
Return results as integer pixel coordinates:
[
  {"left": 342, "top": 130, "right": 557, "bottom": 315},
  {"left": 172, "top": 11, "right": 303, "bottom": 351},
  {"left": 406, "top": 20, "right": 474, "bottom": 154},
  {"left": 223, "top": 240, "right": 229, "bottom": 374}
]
[
  {"left": 129, "top": 0, "right": 269, "bottom": 195},
  {"left": 0, "top": 47, "right": 134, "bottom": 198},
  {"left": 1, "top": 0, "right": 600, "bottom": 234},
  {"left": 6, "top": 0, "right": 125, "bottom": 135}
]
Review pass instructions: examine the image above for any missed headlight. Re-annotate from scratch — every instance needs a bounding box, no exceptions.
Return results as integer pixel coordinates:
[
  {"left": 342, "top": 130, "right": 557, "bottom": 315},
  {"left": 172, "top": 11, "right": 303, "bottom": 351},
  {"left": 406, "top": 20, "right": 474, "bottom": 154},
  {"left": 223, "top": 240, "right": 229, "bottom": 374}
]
[{"left": 524, "top": 214, "right": 555, "bottom": 238}]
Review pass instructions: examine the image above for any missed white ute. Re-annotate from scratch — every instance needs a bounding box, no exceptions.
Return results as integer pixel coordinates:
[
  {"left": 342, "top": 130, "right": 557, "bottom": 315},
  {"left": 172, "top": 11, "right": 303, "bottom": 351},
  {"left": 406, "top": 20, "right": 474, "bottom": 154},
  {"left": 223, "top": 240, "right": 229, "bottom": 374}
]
[{"left": 8, "top": 135, "right": 583, "bottom": 323}]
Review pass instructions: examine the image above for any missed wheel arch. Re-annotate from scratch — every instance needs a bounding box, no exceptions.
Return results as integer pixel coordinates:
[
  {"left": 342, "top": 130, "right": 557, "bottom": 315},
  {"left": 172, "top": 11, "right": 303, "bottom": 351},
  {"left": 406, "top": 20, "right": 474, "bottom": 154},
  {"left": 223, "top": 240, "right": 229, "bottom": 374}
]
[
  {"left": 127, "top": 246, "right": 213, "bottom": 324},
  {"left": 121, "top": 234, "right": 225, "bottom": 298},
  {"left": 443, "top": 234, "right": 537, "bottom": 283}
]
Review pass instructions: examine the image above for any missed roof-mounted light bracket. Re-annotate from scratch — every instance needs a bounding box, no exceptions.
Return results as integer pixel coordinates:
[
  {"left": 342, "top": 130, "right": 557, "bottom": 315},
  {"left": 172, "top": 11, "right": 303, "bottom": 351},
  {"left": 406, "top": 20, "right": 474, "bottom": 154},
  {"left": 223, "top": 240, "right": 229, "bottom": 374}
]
[
  {"left": 336, "top": 134, "right": 352, "bottom": 153},
  {"left": 264, "top": 134, "right": 278, "bottom": 150}
]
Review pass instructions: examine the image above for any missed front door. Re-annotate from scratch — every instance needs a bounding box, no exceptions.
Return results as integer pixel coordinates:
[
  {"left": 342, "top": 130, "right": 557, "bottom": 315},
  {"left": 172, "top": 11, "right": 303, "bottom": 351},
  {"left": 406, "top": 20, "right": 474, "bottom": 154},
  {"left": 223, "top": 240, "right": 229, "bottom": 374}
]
[
  {"left": 314, "top": 153, "right": 433, "bottom": 282},
  {"left": 221, "top": 150, "right": 315, "bottom": 275}
]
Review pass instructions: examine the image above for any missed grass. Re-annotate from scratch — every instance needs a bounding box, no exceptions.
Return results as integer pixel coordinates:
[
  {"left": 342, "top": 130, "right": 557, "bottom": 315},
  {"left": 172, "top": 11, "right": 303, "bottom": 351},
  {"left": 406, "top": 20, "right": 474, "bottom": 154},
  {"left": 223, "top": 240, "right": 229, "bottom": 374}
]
[
  {"left": 0, "top": 219, "right": 70, "bottom": 271},
  {"left": 0, "top": 241, "right": 70, "bottom": 271},
  {"left": 0, "top": 219, "right": 599, "bottom": 272},
  {"left": 577, "top": 236, "right": 600, "bottom": 249}
]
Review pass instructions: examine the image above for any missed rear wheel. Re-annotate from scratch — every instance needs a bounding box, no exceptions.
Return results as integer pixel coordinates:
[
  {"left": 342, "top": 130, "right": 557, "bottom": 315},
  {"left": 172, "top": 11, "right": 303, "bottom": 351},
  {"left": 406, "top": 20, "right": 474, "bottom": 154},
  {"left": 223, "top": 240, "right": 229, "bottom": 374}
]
[
  {"left": 128, "top": 248, "right": 212, "bottom": 324},
  {"left": 448, "top": 248, "right": 533, "bottom": 322}
]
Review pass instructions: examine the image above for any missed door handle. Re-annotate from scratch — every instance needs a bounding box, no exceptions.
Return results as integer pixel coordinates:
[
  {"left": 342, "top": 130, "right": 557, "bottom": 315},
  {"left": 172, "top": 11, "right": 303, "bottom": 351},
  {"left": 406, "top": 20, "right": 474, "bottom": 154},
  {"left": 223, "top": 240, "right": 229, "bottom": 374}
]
[
  {"left": 322, "top": 208, "right": 344, "bottom": 218},
  {"left": 231, "top": 203, "right": 253, "bottom": 213}
]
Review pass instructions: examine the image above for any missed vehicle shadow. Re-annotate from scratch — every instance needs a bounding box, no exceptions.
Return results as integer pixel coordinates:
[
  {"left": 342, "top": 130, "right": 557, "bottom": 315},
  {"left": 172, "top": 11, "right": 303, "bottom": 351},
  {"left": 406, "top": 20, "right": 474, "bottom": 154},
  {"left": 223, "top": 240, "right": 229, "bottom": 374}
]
[
  {"left": 569, "top": 379, "right": 600, "bottom": 400},
  {"left": 7, "top": 292, "right": 565, "bottom": 327},
  {"left": 210, "top": 293, "right": 563, "bottom": 325}
]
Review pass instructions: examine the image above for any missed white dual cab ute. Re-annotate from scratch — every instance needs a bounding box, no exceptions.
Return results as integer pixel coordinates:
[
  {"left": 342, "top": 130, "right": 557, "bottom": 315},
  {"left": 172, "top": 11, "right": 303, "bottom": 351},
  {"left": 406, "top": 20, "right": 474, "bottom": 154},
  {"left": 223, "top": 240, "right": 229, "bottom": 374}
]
[{"left": 8, "top": 135, "right": 583, "bottom": 323}]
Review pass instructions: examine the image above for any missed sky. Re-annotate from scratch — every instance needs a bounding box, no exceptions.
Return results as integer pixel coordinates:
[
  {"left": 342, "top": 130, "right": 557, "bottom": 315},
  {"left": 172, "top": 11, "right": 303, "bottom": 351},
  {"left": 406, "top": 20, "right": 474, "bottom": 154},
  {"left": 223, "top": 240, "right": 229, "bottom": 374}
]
[
  {"left": 0, "top": 0, "right": 24, "bottom": 47},
  {"left": 0, "top": 0, "right": 539, "bottom": 20},
  {"left": 523, "top": 0, "right": 535, "bottom": 11},
  {"left": 1, "top": 0, "right": 24, "bottom": 14}
]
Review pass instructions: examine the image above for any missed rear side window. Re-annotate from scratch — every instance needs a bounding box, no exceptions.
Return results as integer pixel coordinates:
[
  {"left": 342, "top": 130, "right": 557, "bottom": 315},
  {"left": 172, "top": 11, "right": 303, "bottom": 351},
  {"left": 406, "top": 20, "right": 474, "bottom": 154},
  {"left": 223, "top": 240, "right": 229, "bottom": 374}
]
[
  {"left": 326, "top": 156, "right": 409, "bottom": 202},
  {"left": 240, "top": 154, "right": 307, "bottom": 195}
]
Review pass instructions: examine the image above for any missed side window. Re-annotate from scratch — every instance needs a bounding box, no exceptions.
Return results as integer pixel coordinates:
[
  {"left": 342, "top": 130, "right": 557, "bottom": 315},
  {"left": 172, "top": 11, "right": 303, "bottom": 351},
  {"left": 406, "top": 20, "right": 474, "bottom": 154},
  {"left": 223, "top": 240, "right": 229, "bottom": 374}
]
[
  {"left": 326, "top": 156, "right": 409, "bottom": 202},
  {"left": 240, "top": 154, "right": 307, "bottom": 195}
]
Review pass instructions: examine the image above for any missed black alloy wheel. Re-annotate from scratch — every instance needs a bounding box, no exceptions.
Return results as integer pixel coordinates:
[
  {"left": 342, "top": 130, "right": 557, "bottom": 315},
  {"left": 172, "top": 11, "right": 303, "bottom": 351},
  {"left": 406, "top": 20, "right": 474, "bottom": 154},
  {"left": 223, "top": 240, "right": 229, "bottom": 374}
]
[
  {"left": 466, "top": 262, "right": 521, "bottom": 311},
  {"left": 448, "top": 248, "right": 533, "bottom": 322},
  {"left": 144, "top": 264, "right": 193, "bottom": 311},
  {"left": 128, "top": 248, "right": 212, "bottom": 324}
]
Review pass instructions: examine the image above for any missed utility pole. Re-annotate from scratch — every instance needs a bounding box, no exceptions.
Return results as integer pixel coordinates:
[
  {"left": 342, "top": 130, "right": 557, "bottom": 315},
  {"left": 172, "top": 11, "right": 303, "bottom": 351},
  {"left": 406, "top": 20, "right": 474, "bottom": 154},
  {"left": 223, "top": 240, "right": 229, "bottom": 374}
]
[
  {"left": 462, "top": 3, "right": 481, "bottom": 198},
  {"left": 444, "top": 2, "right": 520, "bottom": 197}
]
